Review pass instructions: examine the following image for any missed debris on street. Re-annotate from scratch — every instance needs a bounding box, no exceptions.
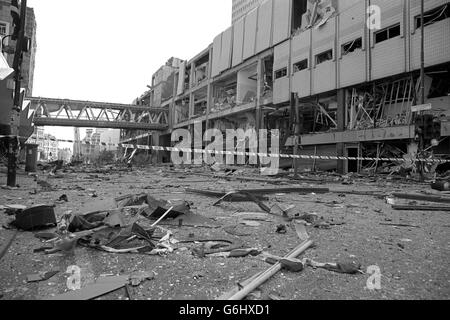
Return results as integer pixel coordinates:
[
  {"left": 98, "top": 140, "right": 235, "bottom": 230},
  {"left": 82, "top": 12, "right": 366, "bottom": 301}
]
[{"left": 1, "top": 164, "right": 450, "bottom": 300}]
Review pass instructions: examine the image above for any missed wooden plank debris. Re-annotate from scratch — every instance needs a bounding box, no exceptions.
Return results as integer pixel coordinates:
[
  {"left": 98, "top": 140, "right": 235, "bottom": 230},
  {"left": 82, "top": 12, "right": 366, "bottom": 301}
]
[
  {"left": 392, "top": 205, "right": 450, "bottom": 212},
  {"left": 187, "top": 187, "right": 329, "bottom": 199},
  {"left": 380, "top": 223, "right": 421, "bottom": 228},
  {"left": 392, "top": 193, "right": 450, "bottom": 204}
]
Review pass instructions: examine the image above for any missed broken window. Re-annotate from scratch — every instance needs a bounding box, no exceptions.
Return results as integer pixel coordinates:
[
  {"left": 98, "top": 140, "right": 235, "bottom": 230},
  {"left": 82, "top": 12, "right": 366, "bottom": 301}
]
[
  {"left": 263, "top": 56, "right": 273, "bottom": 98},
  {"left": 293, "top": 59, "right": 308, "bottom": 73},
  {"left": 292, "top": 0, "right": 308, "bottom": 32},
  {"left": 194, "top": 53, "right": 210, "bottom": 86},
  {"left": 212, "top": 76, "right": 237, "bottom": 113},
  {"left": 375, "top": 24, "right": 401, "bottom": 44},
  {"left": 184, "top": 66, "right": 191, "bottom": 90},
  {"left": 175, "top": 97, "right": 190, "bottom": 124},
  {"left": 315, "top": 49, "right": 333, "bottom": 65},
  {"left": 193, "top": 88, "right": 208, "bottom": 117},
  {"left": 427, "top": 69, "right": 450, "bottom": 99},
  {"left": 342, "top": 38, "right": 363, "bottom": 56},
  {"left": 416, "top": 3, "right": 450, "bottom": 29},
  {"left": 275, "top": 67, "right": 287, "bottom": 79}
]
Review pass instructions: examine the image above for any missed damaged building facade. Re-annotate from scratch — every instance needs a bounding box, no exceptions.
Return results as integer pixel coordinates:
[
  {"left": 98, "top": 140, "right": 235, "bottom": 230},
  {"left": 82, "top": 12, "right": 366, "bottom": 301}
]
[{"left": 121, "top": 0, "right": 450, "bottom": 174}]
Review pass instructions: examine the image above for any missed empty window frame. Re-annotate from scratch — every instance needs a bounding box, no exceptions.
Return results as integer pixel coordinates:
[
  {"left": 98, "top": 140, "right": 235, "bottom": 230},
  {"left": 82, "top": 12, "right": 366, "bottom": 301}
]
[
  {"left": 293, "top": 59, "right": 308, "bottom": 72},
  {"left": 375, "top": 24, "right": 401, "bottom": 44},
  {"left": 415, "top": 3, "right": 450, "bottom": 29},
  {"left": 341, "top": 37, "right": 363, "bottom": 56},
  {"left": 292, "top": 0, "right": 308, "bottom": 32},
  {"left": 315, "top": 49, "right": 333, "bottom": 65},
  {"left": 275, "top": 67, "right": 288, "bottom": 79}
]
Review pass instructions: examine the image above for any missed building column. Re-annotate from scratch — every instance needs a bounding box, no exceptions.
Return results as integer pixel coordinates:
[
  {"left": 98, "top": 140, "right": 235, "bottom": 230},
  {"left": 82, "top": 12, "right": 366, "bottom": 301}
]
[
  {"left": 151, "top": 132, "right": 161, "bottom": 164},
  {"left": 205, "top": 80, "right": 212, "bottom": 131},
  {"left": 336, "top": 89, "right": 346, "bottom": 174},
  {"left": 255, "top": 58, "right": 263, "bottom": 132}
]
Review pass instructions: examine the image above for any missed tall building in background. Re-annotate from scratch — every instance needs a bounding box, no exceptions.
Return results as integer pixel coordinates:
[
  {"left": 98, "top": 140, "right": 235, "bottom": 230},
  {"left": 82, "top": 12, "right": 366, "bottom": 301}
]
[
  {"left": 232, "top": 0, "right": 264, "bottom": 24},
  {"left": 27, "top": 127, "right": 59, "bottom": 162},
  {"left": 80, "top": 129, "right": 120, "bottom": 163}
]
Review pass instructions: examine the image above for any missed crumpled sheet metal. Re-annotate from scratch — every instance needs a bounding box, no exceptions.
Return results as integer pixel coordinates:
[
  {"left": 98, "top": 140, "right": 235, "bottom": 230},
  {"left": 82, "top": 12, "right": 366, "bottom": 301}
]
[{"left": 78, "top": 223, "right": 176, "bottom": 255}]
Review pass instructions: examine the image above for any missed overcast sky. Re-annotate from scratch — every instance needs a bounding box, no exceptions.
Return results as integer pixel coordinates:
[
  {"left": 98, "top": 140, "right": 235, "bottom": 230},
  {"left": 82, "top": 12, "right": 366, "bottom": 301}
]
[{"left": 27, "top": 0, "right": 231, "bottom": 143}]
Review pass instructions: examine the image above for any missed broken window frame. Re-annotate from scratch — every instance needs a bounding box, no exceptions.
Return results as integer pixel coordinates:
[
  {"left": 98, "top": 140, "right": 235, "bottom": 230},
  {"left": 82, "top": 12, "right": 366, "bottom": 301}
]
[
  {"left": 341, "top": 37, "right": 363, "bottom": 57},
  {"left": 291, "top": 0, "right": 308, "bottom": 33},
  {"left": 374, "top": 23, "right": 401, "bottom": 44},
  {"left": 415, "top": 3, "right": 450, "bottom": 29},
  {"left": 212, "top": 77, "right": 237, "bottom": 113},
  {"left": 293, "top": 59, "right": 308, "bottom": 73},
  {"left": 315, "top": 49, "right": 333, "bottom": 66},
  {"left": 175, "top": 97, "right": 190, "bottom": 124},
  {"left": 262, "top": 56, "right": 274, "bottom": 98},
  {"left": 314, "top": 102, "right": 337, "bottom": 130},
  {"left": 274, "top": 67, "right": 288, "bottom": 80}
]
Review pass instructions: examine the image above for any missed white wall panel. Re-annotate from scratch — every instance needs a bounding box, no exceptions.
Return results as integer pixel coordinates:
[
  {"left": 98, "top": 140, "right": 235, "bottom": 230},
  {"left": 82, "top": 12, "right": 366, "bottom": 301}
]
[
  {"left": 211, "top": 34, "right": 222, "bottom": 77},
  {"left": 176, "top": 61, "right": 186, "bottom": 96},
  {"left": 243, "top": 8, "right": 258, "bottom": 60},
  {"left": 291, "top": 30, "right": 311, "bottom": 98},
  {"left": 274, "top": 40, "right": 290, "bottom": 104},
  {"left": 219, "top": 27, "right": 233, "bottom": 73},
  {"left": 274, "top": 40, "right": 290, "bottom": 70},
  {"left": 370, "top": 0, "right": 406, "bottom": 80},
  {"left": 272, "top": 0, "right": 291, "bottom": 46},
  {"left": 338, "top": 1, "right": 366, "bottom": 87},
  {"left": 232, "top": 17, "right": 245, "bottom": 67},
  {"left": 312, "top": 17, "right": 337, "bottom": 94},
  {"left": 256, "top": 0, "right": 273, "bottom": 54}
]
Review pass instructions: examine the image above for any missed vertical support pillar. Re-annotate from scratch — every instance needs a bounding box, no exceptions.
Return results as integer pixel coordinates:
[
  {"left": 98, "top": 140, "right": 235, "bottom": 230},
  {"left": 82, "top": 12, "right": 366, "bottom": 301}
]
[
  {"left": 151, "top": 132, "right": 161, "bottom": 164},
  {"left": 205, "top": 47, "right": 214, "bottom": 132},
  {"left": 336, "top": 89, "right": 346, "bottom": 174},
  {"left": 205, "top": 80, "right": 212, "bottom": 132},
  {"left": 293, "top": 94, "right": 301, "bottom": 177},
  {"left": 255, "top": 58, "right": 263, "bottom": 132},
  {"left": 189, "top": 63, "right": 195, "bottom": 119}
]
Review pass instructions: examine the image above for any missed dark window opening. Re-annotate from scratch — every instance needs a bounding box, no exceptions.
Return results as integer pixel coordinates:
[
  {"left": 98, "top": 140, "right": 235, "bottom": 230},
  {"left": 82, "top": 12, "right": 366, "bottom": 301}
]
[
  {"left": 375, "top": 24, "right": 401, "bottom": 44},
  {"left": 416, "top": 3, "right": 450, "bottom": 29},
  {"left": 184, "top": 67, "right": 191, "bottom": 90},
  {"left": 342, "top": 37, "right": 363, "bottom": 56},
  {"left": 263, "top": 57, "right": 273, "bottom": 97},
  {"left": 275, "top": 67, "right": 287, "bottom": 79},
  {"left": 427, "top": 71, "right": 450, "bottom": 99},
  {"left": 315, "top": 49, "right": 333, "bottom": 65},
  {"left": 347, "top": 148, "right": 359, "bottom": 173},
  {"left": 293, "top": 59, "right": 308, "bottom": 72},
  {"left": 292, "top": 0, "right": 308, "bottom": 32}
]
